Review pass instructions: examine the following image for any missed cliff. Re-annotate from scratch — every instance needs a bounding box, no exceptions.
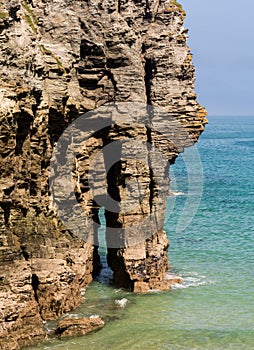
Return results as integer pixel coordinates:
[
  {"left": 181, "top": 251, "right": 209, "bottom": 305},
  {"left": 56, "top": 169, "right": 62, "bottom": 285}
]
[{"left": 0, "top": 0, "right": 207, "bottom": 348}]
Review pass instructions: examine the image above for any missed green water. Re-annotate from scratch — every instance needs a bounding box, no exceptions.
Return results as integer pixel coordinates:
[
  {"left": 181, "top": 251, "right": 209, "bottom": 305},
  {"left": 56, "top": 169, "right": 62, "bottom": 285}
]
[{"left": 27, "top": 116, "right": 254, "bottom": 349}]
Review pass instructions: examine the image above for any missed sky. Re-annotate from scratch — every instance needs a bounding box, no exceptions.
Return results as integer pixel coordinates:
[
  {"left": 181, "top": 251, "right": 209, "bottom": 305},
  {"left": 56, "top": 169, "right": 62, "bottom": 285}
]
[{"left": 180, "top": 0, "right": 254, "bottom": 116}]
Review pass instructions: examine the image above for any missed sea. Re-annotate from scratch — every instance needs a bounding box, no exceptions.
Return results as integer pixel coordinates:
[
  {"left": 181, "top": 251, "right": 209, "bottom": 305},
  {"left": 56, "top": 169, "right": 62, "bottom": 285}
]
[{"left": 27, "top": 116, "right": 254, "bottom": 350}]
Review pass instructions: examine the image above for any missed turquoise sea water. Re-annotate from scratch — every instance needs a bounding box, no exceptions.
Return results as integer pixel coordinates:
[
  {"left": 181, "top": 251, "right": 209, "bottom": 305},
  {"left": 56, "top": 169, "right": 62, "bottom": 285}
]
[{"left": 27, "top": 116, "right": 254, "bottom": 350}]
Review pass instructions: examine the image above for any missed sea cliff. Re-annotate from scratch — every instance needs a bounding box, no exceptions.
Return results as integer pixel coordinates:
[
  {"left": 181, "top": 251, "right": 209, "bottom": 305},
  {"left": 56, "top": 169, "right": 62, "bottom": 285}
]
[{"left": 0, "top": 0, "right": 207, "bottom": 348}]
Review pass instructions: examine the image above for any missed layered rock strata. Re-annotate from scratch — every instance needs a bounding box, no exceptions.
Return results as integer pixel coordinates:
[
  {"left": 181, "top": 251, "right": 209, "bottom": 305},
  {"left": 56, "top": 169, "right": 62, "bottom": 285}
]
[{"left": 0, "top": 0, "right": 207, "bottom": 348}]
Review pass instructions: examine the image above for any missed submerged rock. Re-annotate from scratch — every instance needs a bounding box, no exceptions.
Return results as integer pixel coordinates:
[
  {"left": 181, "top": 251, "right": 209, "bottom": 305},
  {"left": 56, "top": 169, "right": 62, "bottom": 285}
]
[{"left": 55, "top": 317, "right": 105, "bottom": 338}]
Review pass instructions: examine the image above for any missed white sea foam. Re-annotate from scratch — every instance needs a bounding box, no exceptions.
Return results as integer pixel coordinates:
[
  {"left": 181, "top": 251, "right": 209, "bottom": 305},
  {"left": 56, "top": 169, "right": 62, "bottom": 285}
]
[
  {"left": 169, "top": 191, "right": 185, "bottom": 197},
  {"left": 81, "top": 288, "right": 86, "bottom": 296},
  {"left": 114, "top": 298, "right": 128, "bottom": 308},
  {"left": 148, "top": 289, "right": 161, "bottom": 293},
  {"left": 171, "top": 273, "right": 214, "bottom": 290}
]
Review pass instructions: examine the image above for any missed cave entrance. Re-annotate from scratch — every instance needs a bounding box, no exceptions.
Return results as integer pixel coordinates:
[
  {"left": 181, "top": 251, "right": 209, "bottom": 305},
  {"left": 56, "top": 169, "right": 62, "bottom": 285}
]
[{"left": 92, "top": 207, "right": 113, "bottom": 283}]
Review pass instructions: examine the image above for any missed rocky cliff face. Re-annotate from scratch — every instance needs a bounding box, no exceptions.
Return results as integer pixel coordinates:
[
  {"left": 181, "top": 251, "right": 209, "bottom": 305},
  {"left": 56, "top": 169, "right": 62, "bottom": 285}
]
[{"left": 0, "top": 0, "right": 207, "bottom": 348}]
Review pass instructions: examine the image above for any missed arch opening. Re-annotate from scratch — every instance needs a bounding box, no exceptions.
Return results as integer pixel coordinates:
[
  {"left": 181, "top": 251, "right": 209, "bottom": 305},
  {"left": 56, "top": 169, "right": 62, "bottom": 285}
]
[{"left": 92, "top": 206, "right": 113, "bottom": 283}]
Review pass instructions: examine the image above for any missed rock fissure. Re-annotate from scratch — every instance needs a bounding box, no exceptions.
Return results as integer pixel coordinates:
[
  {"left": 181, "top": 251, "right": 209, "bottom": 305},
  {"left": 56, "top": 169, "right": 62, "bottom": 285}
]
[
  {"left": 144, "top": 56, "right": 154, "bottom": 106},
  {"left": 145, "top": 0, "right": 152, "bottom": 21},
  {"left": 31, "top": 273, "right": 39, "bottom": 304}
]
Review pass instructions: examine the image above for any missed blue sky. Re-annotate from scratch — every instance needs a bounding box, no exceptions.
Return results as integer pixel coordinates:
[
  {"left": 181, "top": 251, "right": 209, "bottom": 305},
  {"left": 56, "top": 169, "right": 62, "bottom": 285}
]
[{"left": 180, "top": 0, "right": 254, "bottom": 116}]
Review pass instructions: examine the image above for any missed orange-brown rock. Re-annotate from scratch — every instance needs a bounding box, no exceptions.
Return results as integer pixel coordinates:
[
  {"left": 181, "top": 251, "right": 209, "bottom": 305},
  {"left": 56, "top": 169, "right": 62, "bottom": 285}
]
[{"left": 0, "top": 0, "right": 207, "bottom": 348}]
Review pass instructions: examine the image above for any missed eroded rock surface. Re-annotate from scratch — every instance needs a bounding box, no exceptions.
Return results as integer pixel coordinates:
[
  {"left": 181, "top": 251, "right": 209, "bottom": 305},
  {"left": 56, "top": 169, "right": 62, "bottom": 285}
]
[{"left": 0, "top": 0, "right": 207, "bottom": 348}]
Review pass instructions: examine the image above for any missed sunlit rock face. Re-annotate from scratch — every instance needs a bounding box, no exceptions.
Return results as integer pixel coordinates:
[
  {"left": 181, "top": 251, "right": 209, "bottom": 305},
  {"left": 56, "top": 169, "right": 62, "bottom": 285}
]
[{"left": 0, "top": 0, "right": 207, "bottom": 348}]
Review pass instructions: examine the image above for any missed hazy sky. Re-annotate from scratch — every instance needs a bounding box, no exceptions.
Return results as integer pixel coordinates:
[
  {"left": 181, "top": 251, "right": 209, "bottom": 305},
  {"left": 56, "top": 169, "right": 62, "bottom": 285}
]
[{"left": 180, "top": 0, "right": 254, "bottom": 116}]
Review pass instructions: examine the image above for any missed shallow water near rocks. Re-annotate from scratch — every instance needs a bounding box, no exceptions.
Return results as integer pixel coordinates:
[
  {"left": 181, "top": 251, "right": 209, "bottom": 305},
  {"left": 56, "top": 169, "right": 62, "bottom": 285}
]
[{"left": 27, "top": 116, "right": 254, "bottom": 350}]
